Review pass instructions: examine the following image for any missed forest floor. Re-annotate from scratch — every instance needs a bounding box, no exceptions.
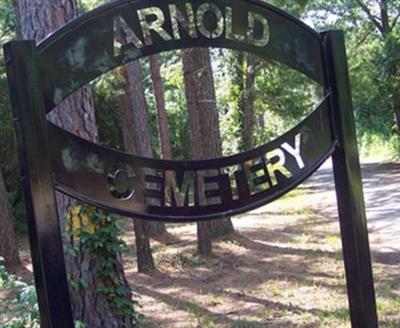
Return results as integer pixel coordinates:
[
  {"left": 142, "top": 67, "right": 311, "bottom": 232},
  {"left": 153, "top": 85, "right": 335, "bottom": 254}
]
[
  {"left": 1, "top": 161, "right": 399, "bottom": 327},
  {"left": 124, "top": 161, "right": 400, "bottom": 328}
]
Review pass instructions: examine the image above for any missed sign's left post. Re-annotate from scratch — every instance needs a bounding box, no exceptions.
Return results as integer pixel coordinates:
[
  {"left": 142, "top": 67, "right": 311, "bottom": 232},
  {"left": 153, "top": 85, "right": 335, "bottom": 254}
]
[{"left": 4, "top": 40, "right": 74, "bottom": 328}]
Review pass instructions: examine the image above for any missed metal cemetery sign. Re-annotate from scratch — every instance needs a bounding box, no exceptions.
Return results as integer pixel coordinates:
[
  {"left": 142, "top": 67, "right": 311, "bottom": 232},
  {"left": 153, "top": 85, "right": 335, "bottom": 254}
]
[
  {"left": 35, "top": 0, "right": 330, "bottom": 221},
  {"left": 3, "top": 0, "right": 378, "bottom": 327},
  {"left": 51, "top": 100, "right": 332, "bottom": 221}
]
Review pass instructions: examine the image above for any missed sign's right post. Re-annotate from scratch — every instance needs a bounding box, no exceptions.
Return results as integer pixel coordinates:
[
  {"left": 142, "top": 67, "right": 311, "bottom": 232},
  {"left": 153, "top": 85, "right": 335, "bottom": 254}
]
[{"left": 322, "top": 30, "right": 378, "bottom": 327}]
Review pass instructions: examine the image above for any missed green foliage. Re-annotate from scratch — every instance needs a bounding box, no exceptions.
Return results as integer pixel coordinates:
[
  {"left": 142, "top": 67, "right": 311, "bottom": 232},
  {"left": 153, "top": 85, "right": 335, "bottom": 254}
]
[
  {"left": 159, "top": 51, "right": 191, "bottom": 160},
  {"left": 93, "top": 51, "right": 192, "bottom": 160},
  {"left": 78, "top": 0, "right": 108, "bottom": 12},
  {"left": 305, "top": 0, "right": 400, "bottom": 156},
  {"left": 0, "top": 257, "right": 40, "bottom": 328},
  {"left": 64, "top": 207, "right": 140, "bottom": 324},
  {"left": 0, "top": 258, "right": 97, "bottom": 328},
  {"left": 0, "top": 0, "right": 16, "bottom": 40},
  {"left": 215, "top": 49, "right": 323, "bottom": 155},
  {"left": 225, "top": 51, "right": 246, "bottom": 151},
  {"left": 269, "top": 0, "right": 311, "bottom": 17},
  {"left": 253, "top": 62, "right": 323, "bottom": 139},
  {"left": 92, "top": 72, "right": 125, "bottom": 151}
]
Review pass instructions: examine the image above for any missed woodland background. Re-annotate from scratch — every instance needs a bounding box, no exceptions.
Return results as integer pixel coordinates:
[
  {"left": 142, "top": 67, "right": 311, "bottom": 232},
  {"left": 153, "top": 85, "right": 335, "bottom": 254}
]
[{"left": 0, "top": 0, "right": 399, "bottom": 327}]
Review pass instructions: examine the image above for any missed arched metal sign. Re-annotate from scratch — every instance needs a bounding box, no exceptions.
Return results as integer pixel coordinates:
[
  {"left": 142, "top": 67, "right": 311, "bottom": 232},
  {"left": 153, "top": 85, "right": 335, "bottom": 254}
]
[{"left": 4, "top": 0, "right": 378, "bottom": 327}]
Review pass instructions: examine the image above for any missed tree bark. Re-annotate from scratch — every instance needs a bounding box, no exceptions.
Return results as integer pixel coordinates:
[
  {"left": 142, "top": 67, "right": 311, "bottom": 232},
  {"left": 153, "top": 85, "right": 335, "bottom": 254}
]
[
  {"left": 0, "top": 172, "right": 21, "bottom": 270},
  {"left": 243, "top": 54, "right": 257, "bottom": 151},
  {"left": 231, "top": 52, "right": 257, "bottom": 152},
  {"left": 182, "top": 48, "right": 234, "bottom": 254},
  {"left": 147, "top": 54, "right": 173, "bottom": 238},
  {"left": 181, "top": 49, "right": 212, "bottom": 254},
  {"left": 380, "top": 0, "right": 390, "bottom": 34},
  {"left": 14, "top": 1, "right": 134, "bottom": 326},
  {"left": 149, "top": 54, "right": 173, "bottom": 161},
  {"left": 148, "top": 54, "right": 180, "bottom": 226},
  {"left": 119, "top": 62, "right": 156, "bottom": 273},
  {"left": 232, "top": 52, "right": 246, "bottom": 150}
]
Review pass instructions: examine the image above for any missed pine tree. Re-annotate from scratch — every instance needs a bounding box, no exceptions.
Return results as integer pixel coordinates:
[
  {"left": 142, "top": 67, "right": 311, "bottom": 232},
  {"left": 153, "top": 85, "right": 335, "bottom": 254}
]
[
  {"left": 13, "top": 1, "right": 134, "bottom": 325},
  {"left": 119, "top": 62, "right": 156, "bottom": 273},
  {"left": 182, "top": 48, "right": 234, "bottom": 255}
]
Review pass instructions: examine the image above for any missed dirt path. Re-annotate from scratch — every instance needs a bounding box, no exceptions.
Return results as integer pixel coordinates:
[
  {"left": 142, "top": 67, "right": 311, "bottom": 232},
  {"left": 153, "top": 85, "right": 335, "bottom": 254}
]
[{"left": 306, "top": 160, "right": 400, "bottom": 259}]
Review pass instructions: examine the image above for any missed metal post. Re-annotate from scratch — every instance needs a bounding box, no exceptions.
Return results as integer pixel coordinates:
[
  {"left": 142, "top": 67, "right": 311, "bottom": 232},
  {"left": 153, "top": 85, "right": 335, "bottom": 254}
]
[
  {"left": 4, "top": 41, "right": 73, "bottom": 328},
  {"left": 322, "top": 30, "right": 378, "bottom": 327}
]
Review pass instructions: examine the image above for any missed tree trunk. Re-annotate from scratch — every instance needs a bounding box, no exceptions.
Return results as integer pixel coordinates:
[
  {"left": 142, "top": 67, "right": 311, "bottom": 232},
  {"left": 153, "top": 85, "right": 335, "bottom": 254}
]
[
  {"left": 114, "top": 17, "right": 168, "bottom": 240},
  {"left": 0, "top": 172, "right": 20, "bottom": 270},
  {"left": 181, "top": 48, "right": 212, "bottom": 254},
  {"left": 243, "top": 54, "right": 257, "bottom": 151},
  {"left": 119, "top": 62, "right": 155, "bottom": 273},
  {"left": 133, "top": 218, "right": 155, "bottom": 273},
  {"left": 149, "top": 54, "right": 173, "bottom": 161},
  {"left": 197, "top": 221, "right": 213, "bottom": 254},
  {"left": 148, "top": 54, "right": 173, "bottom": 238},
  {"left": 231, "top": 52, "right": 246, "bottom": 150},
  {"left": 231, "top": 52, "right": 256, "bottom": 152},
  {"left": 149, "top": 54, "right": 180, "bottom": 237},
  {"left": 182, "top": 48, "right": 234, "bottom": 254},
  {"left": 14, "top": 1, "right": 134, "bottom": 326}
]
